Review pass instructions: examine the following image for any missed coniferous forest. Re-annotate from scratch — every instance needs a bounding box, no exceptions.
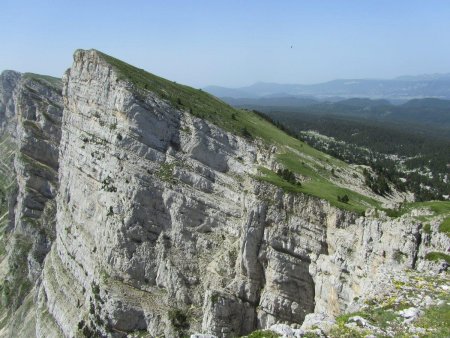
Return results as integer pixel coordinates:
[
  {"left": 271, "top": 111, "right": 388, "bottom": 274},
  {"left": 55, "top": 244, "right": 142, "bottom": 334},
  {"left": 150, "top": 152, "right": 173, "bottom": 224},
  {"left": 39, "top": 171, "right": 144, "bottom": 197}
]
[{"left": 250, "top": 109, "right": 450, "bottom": 201}]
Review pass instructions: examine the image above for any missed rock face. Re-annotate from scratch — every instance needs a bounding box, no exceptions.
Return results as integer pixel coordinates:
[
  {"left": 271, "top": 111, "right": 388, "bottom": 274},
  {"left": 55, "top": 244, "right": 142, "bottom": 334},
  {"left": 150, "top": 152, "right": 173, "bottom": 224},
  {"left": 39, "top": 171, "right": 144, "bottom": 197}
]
[
  {"left": 0, "top": 72, "right": 63, "bottom": 334},
  {"left": 32, "top": 50, "right": 445, "bottom": 338},
  {"left": 13, "top": 73, "right": 63, "bottom": 279},
  {"left": 0, "top": 51, "right": 448, "bottom": 338}
]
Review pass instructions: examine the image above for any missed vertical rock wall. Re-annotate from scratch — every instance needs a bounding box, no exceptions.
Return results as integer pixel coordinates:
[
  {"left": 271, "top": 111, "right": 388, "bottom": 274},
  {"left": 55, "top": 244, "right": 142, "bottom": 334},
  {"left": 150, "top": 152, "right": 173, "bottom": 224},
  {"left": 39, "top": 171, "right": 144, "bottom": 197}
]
[
  {"left": 0, "top": 52, "right": 446, "bottom": 338},
  {"left": 0, "top": 72, "right": 63, "bottom": 336},
  {"left": 35, "top": 50, "right": 435, "bottom": 338}
]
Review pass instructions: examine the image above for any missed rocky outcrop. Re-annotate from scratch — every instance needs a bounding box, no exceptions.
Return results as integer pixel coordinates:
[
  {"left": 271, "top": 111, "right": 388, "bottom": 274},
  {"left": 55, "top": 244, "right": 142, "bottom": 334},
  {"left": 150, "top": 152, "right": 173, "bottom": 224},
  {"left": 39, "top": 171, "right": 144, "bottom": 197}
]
[
  {"left": 311, "top": 211, "right": 423, "bottom": 316},
  {"left": 0, "top": 72, "right": 63, "bottom": 335},
  {"left": 32, "top": 50, "right": 447, "bottom": 338},
  {"left": 1, "top": 50, "right": 448, "bottom": 338},
  {"left": 12, "top": 73, "right": 63, "bottom": 280},
  {"left": 36, "top": 49, "right": 266, "bottom": 338}
]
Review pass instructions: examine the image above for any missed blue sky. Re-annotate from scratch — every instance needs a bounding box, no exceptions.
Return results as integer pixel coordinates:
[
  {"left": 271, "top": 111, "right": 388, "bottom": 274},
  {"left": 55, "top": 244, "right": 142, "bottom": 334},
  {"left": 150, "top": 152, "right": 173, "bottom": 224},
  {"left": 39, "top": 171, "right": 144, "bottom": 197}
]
[{"left": 1, "top": 0, "right": 450, "bottom": 87}]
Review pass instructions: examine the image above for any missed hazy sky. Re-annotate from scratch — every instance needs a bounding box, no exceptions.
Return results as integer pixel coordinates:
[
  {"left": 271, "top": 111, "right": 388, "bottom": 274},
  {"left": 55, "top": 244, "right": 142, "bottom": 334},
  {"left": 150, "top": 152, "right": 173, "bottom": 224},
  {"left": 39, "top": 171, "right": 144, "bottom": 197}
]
[{"left": 1, "top": 0, "right": 450, "bottom": 87}]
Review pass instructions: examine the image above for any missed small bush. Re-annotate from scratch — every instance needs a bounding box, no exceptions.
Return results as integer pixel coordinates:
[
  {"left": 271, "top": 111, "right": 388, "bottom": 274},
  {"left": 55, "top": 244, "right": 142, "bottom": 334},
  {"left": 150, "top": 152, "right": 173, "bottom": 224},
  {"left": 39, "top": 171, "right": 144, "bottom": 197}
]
[
  {"left": 210, "top": 293, "right": 219, "bottom": 305},
  {"left": 168, "top": 308, "right": 189, "bottom": 337},
  {"left": 242, "top": 127, "right": 252, "bottom": 139},
  {"left": 384, "top": 208, "right": 402, "bottom": 218},
  {"left": 91, "top": 282, "right": 101, "bottom": 302},
  {"left": 393, "top": 250, "right": 406, "bottom": 263},
  {"left": 338, "top": 194, "right": 349, "bottom": 203},
  {"left": 277, "top": 168, "right": 300, "bottom": 186}
]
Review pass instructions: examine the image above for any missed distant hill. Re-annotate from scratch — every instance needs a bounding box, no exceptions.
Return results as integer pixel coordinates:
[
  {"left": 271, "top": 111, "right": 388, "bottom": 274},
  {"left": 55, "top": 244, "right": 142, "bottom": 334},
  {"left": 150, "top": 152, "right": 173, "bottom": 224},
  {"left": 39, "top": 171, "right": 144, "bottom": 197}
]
[
  {"left": 392, "top": 98, "right": 450, "bottom": 126},
  {"left": 224, "top": 96, "right": 450, "bottom": 130},
  {"left": 221, "top": 96, "right": 319, "bottom": 108},
  {"left": 201, "top": 85, "right": 257, "bottom": 99},
  {"left": 204, "top": 73, "right": 450, "bottom": 100}
]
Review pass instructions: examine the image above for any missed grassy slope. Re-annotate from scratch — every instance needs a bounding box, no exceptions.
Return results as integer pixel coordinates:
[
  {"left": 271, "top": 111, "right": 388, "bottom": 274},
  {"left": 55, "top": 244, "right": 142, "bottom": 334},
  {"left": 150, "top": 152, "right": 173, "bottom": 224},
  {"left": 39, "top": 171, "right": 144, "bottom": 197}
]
[
  {"left": 22, "top": 73, "right": 62, "bottom": 92},
  {"left": 393, "top": 200, "right": 450, "bottom": 225},
  {"left": 96, "top": 50, "right": 446, "bottom": 214}
]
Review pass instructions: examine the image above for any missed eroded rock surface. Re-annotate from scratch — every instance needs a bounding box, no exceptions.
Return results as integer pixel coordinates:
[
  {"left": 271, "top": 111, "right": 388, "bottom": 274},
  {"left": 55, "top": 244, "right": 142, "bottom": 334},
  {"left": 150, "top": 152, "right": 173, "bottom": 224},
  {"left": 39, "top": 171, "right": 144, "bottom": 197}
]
[
  {"left": 34, "top": 50, "right": 448, "bottom": 338},
  {"left": 0, "top": 51, "right": 448, "bottom": 338},
  {"left": 0, "top": 71, "right": 63, "bottom": 336}
]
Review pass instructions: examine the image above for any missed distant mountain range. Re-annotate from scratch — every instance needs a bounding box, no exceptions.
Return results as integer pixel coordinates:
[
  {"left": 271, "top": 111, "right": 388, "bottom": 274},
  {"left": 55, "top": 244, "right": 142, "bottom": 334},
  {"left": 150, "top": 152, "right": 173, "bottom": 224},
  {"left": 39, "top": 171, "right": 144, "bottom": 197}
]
[{"left": 204, "top": 73, "right": 450, "bottom": 101}]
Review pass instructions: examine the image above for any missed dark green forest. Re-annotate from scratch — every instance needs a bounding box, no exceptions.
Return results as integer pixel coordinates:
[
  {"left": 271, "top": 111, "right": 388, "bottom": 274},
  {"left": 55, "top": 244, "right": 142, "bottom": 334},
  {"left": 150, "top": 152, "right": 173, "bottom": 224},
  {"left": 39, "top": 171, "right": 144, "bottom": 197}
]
[{"left": 250, "top": 110, "right": 450, "bottom": 201}]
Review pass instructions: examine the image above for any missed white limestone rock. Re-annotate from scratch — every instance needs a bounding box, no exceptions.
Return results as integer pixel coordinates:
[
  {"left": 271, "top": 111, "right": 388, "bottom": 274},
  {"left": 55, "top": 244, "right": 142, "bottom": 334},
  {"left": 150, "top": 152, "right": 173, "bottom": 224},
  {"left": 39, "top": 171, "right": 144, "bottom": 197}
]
[{"left": 1, "top": 49, "right": 447, "bottom": 338}]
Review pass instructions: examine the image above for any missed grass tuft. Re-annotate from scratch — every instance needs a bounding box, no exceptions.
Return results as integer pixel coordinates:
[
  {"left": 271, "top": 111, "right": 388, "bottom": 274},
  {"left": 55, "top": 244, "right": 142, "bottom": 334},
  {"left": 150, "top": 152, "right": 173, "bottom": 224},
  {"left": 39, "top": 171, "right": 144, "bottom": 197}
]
[
  {"left": 244, "top": 330, "right": 280, "bottom": 338},
  {"left": 425, "top": 252, "right": 450, "bottom": 264}
]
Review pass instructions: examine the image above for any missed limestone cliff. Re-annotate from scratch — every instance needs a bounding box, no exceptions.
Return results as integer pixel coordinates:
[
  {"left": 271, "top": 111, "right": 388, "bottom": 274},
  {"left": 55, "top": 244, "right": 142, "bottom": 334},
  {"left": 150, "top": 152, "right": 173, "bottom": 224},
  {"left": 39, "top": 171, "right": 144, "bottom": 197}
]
[
  {"left": 34, "top": 50, "right": 449, "bottom": 337},
  {"left": 0, "top": 71, "right": 63, "bottom": 336},
  {"left": 0, "top": 51, "right": 448, "bottom": 338}
]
